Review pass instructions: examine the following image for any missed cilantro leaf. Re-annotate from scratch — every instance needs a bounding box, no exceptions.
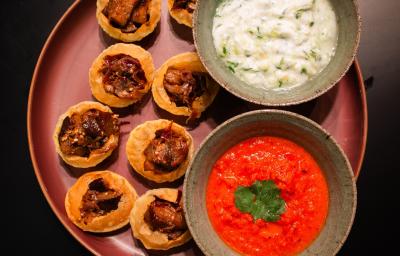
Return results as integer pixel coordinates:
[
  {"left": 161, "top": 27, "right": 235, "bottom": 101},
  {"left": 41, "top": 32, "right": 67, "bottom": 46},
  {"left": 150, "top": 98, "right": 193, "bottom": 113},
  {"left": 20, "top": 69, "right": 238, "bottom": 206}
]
[
  {"left": 234, "top": 180, "right": 286, "bottom": 222},
  {"left": 234, "top": 186, "right": 255, "bottom": 210}
]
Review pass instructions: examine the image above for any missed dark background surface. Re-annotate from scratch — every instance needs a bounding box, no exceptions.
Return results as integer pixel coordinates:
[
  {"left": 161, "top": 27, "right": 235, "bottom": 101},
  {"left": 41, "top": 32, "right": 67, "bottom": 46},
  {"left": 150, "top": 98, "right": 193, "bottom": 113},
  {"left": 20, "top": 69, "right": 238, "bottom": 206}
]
[{"left": 2, "top": 0, "right": 399, "bottom": 254}]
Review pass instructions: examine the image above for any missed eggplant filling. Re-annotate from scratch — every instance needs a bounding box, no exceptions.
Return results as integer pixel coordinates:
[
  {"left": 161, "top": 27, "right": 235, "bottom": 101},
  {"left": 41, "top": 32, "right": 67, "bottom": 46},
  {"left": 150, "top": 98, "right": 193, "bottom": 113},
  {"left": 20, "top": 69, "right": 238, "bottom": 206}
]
[
  {"left": 80, "top": 178, "right": 122, "bottom": 224},
  {"left": 172, "top": 0, "right": 196, "bottom": 13},
  {"left": 102, "top": 0, "right": 151, "bottom": 33},
  {"left": 100, "top": 54, "right": 147, "bottom": 99},
  {"left": 58, "top": 109, "right": 119, "bottom": 157},
  {"left": 163, "top": 68, "right": 206, "bottom": 109},
  {"left": 144, "top": 192, "right": 187, "bottom": 240},
  {"left": 143, "top": 124, "right": 189, "bottom": 173}
]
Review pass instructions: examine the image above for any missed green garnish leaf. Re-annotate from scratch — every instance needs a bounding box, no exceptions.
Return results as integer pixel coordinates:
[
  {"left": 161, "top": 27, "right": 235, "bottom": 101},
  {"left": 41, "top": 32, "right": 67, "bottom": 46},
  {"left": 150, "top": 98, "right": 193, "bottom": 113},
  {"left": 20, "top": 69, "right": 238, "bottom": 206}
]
[
  {"left": 301, "top": 67, "right": 308, "bottom": 75},
  {"left": 309, "top": 21, "right": 315, "bottom": 27},
  {"left": 256, "top": 27, "right": 265, "bottom": 39},
  {"left": 226, "top": 61, "right": 239, "bottom": 73},
  {"left": 304, "top": 49, "right": 320, "bottom": 61},
  {"left": 227, "top": 61, "right": 239, "bottom": 67},
  {"left": 310, "top": 50, "right": 319, "bottom": 60},
  {"left": 249, "top": 27, "right": 264, "bottom": 39},
  {"left": 242, "top": 67, "right": 254, "bottom": 71},
  {"left": 234, "top": 180, "right": 286, "bottom": 222},
  {"left": 295, "top": 8, "right": 311, "bottom": 19},
  {"left": 222, "top": 46, "right": 228, "bottom": 56},
  {"left": 275, "top": 58, "right": 285, "bottom": 70}
]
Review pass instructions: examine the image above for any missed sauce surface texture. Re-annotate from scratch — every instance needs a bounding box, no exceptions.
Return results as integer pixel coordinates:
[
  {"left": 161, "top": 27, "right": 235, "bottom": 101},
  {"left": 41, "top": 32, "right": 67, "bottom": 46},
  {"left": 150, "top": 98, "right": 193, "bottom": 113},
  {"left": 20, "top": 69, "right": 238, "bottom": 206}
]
[
  {"left": 206, "top": 136, "right": 329, "bottom": 256},
  {"left": 213, "top": 0, "right": 338, "bottom": 89}
]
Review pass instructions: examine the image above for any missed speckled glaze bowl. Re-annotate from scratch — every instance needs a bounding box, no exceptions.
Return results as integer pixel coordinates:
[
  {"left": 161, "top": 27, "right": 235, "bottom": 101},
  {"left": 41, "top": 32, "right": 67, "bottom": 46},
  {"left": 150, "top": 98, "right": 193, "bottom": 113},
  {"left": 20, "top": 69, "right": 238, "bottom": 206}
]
[
  {"left": 184, "top": 110, "right": 357, "bottom": 255},
  {"left": 193, "top": 0, "right": 361, "bottom": 106}
]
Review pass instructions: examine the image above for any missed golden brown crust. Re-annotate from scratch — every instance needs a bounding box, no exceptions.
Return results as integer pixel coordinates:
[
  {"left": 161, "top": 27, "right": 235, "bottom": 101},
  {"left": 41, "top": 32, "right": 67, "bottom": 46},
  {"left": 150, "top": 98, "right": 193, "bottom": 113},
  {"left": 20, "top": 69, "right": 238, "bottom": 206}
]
[
  {"left": 89, "top": 43, "right": 155, "bottom": 108},
  {"left": 65, "top": 170, "right": 137, "bottom": 233},
  {"left": 96, "top": 0, "right": 161, "bottom": 42},
  {"left": 126, "top": 119, "right": 194, "bottom": 183},
  {"left": 130, "top": 188, "right": 191, "bottom": 249},
  {"left": 167, "top": 0, "right": 193, "bottom": 28},
  {"left": 152, "top": 52, "right": 219, "bottom": 118},
  {"left": 53, "top": 101, "right": 119, "bottom": 168}
]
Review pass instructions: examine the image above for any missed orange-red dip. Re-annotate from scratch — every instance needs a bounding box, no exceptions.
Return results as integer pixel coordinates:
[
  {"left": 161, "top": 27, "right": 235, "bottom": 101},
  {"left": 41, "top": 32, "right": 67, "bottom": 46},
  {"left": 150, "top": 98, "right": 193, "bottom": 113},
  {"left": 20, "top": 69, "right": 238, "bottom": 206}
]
[{"left": 206, "top": 136, "right": 329, "bottom": 256}]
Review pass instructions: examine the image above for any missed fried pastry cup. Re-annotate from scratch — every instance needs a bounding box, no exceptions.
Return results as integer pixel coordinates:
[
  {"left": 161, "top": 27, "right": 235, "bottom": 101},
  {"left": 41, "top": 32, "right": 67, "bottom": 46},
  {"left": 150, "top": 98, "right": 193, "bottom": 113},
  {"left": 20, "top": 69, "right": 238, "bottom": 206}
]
[
  {"left": 130, "top": 188, "right": 191, "bottom": 250},
  {"left": 167, "top": 0, "right": 193, "bottom": 27},
  {"left": 96, "top": 0, "right": 161, "bottom": 42},
  {"left": 152, "top": 52, "right": 219, "bottom": 119},
  {"left": 53, "top": 101, "right": 119, "bottom": 168},
  {"left": 89, "top": 43, "right": 155, "bottom": 108},
  {"left": 65, "top": 170, "right": 138, "bottom": 232},
  {"left": 126, "top": 119, "right": 194, "bottom": 183}
]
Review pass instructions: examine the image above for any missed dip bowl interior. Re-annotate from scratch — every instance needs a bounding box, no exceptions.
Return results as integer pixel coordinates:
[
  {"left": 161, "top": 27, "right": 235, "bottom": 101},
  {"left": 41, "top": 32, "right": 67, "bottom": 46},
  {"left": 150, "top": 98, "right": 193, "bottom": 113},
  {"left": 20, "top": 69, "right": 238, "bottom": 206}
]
[
  {"left": 183, "top": 110, "right": 356, "bottom": 255},
  {"left": 193, "top": 0, "right": 361, "bottom": 106}
]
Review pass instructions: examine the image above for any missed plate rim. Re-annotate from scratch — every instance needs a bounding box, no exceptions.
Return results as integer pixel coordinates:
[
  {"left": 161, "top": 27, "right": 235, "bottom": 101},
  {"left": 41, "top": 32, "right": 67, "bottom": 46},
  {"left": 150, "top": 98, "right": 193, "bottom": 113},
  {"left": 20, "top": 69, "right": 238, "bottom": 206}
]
[
  {"left": 352, "top": 60, "right": 368, "bottom": 179},
  {"left": 27, "top": 0, "right": 99, "bottom": 255},
  {"left": 26, "top": 0, "right": 368, "bottom": 255}
]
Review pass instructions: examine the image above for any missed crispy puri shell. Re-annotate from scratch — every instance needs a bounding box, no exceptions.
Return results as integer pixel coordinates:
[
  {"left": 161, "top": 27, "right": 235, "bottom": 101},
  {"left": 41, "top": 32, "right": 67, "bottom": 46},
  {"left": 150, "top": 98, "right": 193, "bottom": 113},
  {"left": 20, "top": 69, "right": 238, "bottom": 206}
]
[
  {"left": 152, "top": 52, "right": 219, "bottom": 118},
  {"left": 167, "top": 0, "right": 193, "bottom": 27},
  {"left": 130, "top": 188, "right": 191, "bottom": 249},
  {"left": 89, "top": 43, "right": 155, "bottom": 108},
  {"left": 65, "top": 170, "right": 138, "bottom": 233},
  {"left": 53, "top": 101, "right": 119, "bottom": 168},
  {"left": 96, "top": 0, "right": 161, "bottom": 42},
  {"left": 126, "top": 119, "right": 194, "bottom": 183}
]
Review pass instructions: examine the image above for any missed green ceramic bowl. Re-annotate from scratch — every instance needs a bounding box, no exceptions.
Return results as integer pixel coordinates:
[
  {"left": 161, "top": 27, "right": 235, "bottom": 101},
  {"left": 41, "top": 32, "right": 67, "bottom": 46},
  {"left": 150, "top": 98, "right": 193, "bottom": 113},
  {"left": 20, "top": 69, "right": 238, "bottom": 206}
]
[
  {"left": 193, "top": 0, "right": 361, "bottom": 106},
  {"left": 184, "top": 110, "right": 357, "bottom": 255}
]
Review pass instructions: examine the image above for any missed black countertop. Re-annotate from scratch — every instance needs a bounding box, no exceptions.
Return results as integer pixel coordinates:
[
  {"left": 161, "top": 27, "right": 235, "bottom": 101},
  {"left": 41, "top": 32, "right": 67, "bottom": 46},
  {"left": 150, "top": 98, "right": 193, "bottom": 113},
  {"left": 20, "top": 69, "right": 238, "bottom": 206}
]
[{"left": 3, "top": 0, "right": 399, "bottom": 254}]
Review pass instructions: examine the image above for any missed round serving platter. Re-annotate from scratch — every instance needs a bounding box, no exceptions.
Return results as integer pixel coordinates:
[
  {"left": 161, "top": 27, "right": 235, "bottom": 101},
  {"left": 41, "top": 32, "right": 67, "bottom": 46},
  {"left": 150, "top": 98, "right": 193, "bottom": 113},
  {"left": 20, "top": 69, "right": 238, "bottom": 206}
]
[{"left": 27, "top": 0, "right": 367, "bottom": 255}]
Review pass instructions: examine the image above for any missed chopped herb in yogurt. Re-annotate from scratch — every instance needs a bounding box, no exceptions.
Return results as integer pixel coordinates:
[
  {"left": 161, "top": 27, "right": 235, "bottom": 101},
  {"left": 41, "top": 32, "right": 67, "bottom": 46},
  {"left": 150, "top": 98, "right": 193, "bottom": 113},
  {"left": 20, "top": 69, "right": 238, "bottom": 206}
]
[{"left": 213, "top": 0, "right": 338, "bottom": 89}]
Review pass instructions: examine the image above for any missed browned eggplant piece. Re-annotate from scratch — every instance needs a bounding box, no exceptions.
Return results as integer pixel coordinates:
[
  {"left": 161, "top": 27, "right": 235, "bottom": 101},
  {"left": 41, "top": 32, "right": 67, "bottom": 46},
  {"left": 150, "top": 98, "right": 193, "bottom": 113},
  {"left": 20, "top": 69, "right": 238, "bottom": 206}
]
[
  {"left": 144, "top": 194, "right": 187, "bottom": 240},
  {"left": 58, "top": 109, "right": 119, "bottom": 157},
  {"left": 100, "top": 54, "right": 147, "bottom": 99},
  {"left": 163, "top": 68, "right": 206, "bottom": 107},
  {"left": 104, "top": 0, "right": 141, "bottom": 27},
  {"left": 172, "top": 0, "right": 196, "bottom": 13},
  {"left": 143, "top": 125, "right": 189, "bottom": 173},
  {"left": 130, "top": 0, "right": 150, "bottom": 24},
  {"left": 80, "top": 178, "right": 122, "bottom": 224}
]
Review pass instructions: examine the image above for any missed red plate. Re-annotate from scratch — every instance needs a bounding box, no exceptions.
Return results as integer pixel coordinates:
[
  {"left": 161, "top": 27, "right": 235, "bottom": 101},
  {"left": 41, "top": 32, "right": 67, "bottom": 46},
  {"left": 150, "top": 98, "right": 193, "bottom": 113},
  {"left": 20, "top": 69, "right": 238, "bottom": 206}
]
[{"left": 27, "top": 0, "right": 367, "bottom": 255}]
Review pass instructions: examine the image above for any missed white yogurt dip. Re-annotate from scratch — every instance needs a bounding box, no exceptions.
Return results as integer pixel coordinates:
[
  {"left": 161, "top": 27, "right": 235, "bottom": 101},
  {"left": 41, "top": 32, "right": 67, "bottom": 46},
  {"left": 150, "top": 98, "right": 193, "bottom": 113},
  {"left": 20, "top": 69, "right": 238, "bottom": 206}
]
[{"left": 213, "top": 0, "right": 338, "bottom": 89}]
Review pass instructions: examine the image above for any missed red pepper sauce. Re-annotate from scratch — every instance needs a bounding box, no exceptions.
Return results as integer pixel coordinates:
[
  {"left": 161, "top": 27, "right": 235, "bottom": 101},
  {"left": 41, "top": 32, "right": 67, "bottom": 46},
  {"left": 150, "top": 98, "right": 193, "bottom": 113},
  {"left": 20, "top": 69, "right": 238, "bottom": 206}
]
[{"left": 206, "top": 136, "right": 329, "bottom": 256}]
